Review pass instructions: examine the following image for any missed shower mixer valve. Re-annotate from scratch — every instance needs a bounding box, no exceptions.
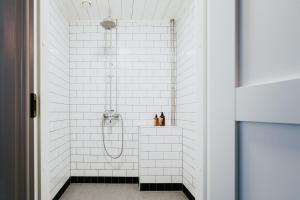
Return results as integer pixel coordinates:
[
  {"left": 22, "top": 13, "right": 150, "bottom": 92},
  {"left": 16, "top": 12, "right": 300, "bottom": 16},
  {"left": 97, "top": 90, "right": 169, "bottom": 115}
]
[{"left": 103, "top": 110, "right": 121, "bottom": 124}]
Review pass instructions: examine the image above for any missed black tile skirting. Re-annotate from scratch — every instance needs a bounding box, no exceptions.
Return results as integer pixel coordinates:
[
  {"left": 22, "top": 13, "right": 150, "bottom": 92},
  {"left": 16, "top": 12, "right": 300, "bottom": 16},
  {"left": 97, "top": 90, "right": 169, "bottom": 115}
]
[
  {"left": 53, "top": 177, "right": 71, "bottom": 200},
  {"left": 53, "top": 177, "right": 195, "bottom": 200},
  {"left": 71, "top": 176, "right": 139, "bottom": 184},
  {"left": 140, "top": 183, "right": 182, "bottom": 191},
  {"left": 183, "top": 184, "right": 196, "bottom": 200},
  {"left": 52, "top": 176, "right": 139, "bottom": 200},
  {"left": 140, "top": 183, "right": 195, "bottom": 200}
]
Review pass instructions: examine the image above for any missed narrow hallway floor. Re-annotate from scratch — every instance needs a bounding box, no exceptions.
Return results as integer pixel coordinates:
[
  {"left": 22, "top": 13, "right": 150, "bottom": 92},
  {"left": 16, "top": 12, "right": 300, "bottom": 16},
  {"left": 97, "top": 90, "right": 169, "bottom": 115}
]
[{"left": 60, "top": 184, "right": 188, "bottom": 200}]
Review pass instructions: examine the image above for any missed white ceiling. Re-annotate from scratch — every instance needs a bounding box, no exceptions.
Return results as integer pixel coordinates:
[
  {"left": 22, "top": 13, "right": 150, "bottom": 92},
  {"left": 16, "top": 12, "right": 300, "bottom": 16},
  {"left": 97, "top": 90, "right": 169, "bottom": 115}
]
[{"left": 57, "top": 0, "right": 185, "bottom": 21}]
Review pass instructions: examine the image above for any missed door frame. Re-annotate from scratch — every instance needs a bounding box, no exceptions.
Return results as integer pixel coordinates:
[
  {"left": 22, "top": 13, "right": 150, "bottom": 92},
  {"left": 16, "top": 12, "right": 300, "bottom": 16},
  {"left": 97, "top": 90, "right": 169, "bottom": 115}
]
[
  {"left": 36, "top": 0, "right": 52, "bottom": 199},
  {"left": 28, "top": 0, "right": 36, "bottom": 198},
  {"left": 206, "top": 0, "right": 237, "bottom": 199},
  {"left": 24, "top": 0, "right": 36, "bottom": 198},
  {"left": 0, "top": 0, "right": 35, "bottom": 199}
]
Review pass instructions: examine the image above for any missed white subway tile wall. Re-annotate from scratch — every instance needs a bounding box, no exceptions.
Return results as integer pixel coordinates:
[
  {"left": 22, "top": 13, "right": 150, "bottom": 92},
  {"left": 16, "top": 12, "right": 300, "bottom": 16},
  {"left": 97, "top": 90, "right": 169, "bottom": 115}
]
[
  {"left": 69, "top": 20, "right": 173, "bottom": 177},
  {"left": 177, "top": 0, "right": 199, "bottom": 196},
  {"left": 48, "top": 0, "right": 70, "bottom": 198},
  {"left": 139, "top": 127, "right": 182, "bottom": 184}
]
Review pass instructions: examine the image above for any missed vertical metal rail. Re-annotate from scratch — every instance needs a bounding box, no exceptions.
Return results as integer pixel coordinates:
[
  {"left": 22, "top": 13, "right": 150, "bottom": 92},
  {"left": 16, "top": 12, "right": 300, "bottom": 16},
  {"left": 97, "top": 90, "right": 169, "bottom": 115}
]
[
  {"left": 104, "top": 30, "right": 108, "bottom": 111},
  {"left": 115, "top": 19, "right": 118, "bottom": 112},
  {"left": 170, "top": 19, "right": 177, "bottom": 126},
  {"left": 109, "top": 29, "right": 112, "bottom": 111}
]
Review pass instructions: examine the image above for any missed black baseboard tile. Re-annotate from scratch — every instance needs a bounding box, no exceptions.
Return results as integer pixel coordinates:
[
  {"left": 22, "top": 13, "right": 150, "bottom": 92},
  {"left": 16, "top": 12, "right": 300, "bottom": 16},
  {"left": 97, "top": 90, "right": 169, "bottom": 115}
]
[
  {"left": 52, "top": 178, "right": 194, "bottom": 200},
  {"left": 183, "top": 184, "right": 195, "bottom": 200},
  {"left": 140, "top": 183, "right": 195, "bottom": 200},
  {"left": 139, "top": 183, "right": 183, "bottom": 191},
  {"left": 52, "top": 177, "right": 71, "bottom": 200},
  {"left": 71, "top": 176, "right": 139, "bottom": 184}
]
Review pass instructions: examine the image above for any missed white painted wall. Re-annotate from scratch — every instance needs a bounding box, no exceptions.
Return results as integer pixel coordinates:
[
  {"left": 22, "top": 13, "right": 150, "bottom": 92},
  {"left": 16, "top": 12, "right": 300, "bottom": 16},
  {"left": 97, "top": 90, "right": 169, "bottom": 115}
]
[
  {"left": 239, "top": 0, "right": 300, "bottom": 86},
  {"left": 239, "top": 122, "right": 300, "bottom": 200}
]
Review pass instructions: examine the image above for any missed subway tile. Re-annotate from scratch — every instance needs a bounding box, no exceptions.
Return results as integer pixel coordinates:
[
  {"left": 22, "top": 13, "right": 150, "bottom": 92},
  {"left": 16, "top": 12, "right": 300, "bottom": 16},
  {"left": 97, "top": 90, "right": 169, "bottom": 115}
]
[
  {"left": 148, "top": 168, "right": 163, "bottom": 176},
  {"left": 140, "top": 160, "right": 155, "bottom": 168},
  {"left": 70, "top": 26, "right": 83, "bottom": 33},
  {"left": 69, "top": 21, "right": 180, "bottom": 185},
  {"left": 48, "top": 3, "right": 70, "bottom": 198},
  {"left": 140, "top": 176, "right": 155, "bottom": 183},
  {"left": 156, "top": 176, "right": 171, "bottom": 183},
  {"left": 155, "top": 144, "right": 172, "bottom": 152},
  {"left": 164, "top": 152, "right": 180, "bottom": 160},
  {"left": 148, "top": 136, "right": 164, "bottom": 143},
  {"left": 177, "top": 1, "right": 199, "bottom": 194},
  {"left": 164, "top": 168, "right": 180, "bottom": 176},
  {"left": 148, "top": 152, "right": 163, "bottom": 160},
  {"left": 77, "top": 162, "right": 91, "bottom": 169},
  {"left": 84, "top": 26, "right": 97, "bottom": 33}
]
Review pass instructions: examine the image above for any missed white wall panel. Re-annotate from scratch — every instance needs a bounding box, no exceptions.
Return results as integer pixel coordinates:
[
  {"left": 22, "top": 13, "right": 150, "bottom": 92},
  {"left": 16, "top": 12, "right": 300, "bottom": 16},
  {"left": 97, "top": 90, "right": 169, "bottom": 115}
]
[
  {"left": 238, "top": 2, "right": 300, "bottom": 200},
  {"left": 239, "top": 122, "right": 300, "bottom": 200},
  {"left": 239, "top": 0, "right": 300, "bottom": 86},
  {"left": 236, "top": 79, "right": 300, "bottom": 124},
  {"left": 207, "top": 0, "right": 236, "bottom": 199}
]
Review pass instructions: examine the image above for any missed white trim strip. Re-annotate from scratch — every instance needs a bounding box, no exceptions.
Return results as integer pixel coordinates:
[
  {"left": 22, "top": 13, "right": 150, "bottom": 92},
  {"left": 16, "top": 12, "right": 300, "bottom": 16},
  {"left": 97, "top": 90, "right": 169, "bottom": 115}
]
[{"left": 236, "top": 78, "right": 300, "bottom": 124}]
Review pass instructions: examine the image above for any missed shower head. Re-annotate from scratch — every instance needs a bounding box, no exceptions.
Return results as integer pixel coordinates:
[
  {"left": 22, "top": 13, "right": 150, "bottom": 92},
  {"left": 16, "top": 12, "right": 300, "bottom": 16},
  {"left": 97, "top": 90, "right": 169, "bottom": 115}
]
[{"left": 101, "top": 17, "right": 116, "bottom": 30}]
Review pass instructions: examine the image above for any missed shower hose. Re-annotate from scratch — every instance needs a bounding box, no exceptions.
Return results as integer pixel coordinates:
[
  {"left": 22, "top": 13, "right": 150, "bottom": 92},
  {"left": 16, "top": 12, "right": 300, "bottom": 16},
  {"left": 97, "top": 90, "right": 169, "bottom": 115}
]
[{"left": 101, "top": 114, "right": 124, "bottom": 159}]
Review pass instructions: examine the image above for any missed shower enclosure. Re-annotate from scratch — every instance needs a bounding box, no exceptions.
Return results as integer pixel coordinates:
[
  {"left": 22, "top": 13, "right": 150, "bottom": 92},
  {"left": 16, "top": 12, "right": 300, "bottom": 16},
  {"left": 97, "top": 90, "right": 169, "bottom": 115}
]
[{"left": 39, "top": 0, "right": 205, "bottom": 199}]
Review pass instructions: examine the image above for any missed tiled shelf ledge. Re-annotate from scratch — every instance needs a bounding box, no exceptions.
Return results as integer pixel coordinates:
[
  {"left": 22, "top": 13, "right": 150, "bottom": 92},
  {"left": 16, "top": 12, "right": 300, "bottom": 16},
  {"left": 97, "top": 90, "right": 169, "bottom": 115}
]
[{"left": 139, "top": 126, "right": 183, "bottom": 184}]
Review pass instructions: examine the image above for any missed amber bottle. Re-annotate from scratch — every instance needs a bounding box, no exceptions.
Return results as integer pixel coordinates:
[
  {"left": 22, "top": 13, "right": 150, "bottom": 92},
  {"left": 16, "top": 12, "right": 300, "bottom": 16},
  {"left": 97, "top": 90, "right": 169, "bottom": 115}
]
[
  {"left": 159, "top": 112, "right": 165, "bottom": 126},
  {"left": 154, "top": 114, "right": 159, "bottom": 126}
]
